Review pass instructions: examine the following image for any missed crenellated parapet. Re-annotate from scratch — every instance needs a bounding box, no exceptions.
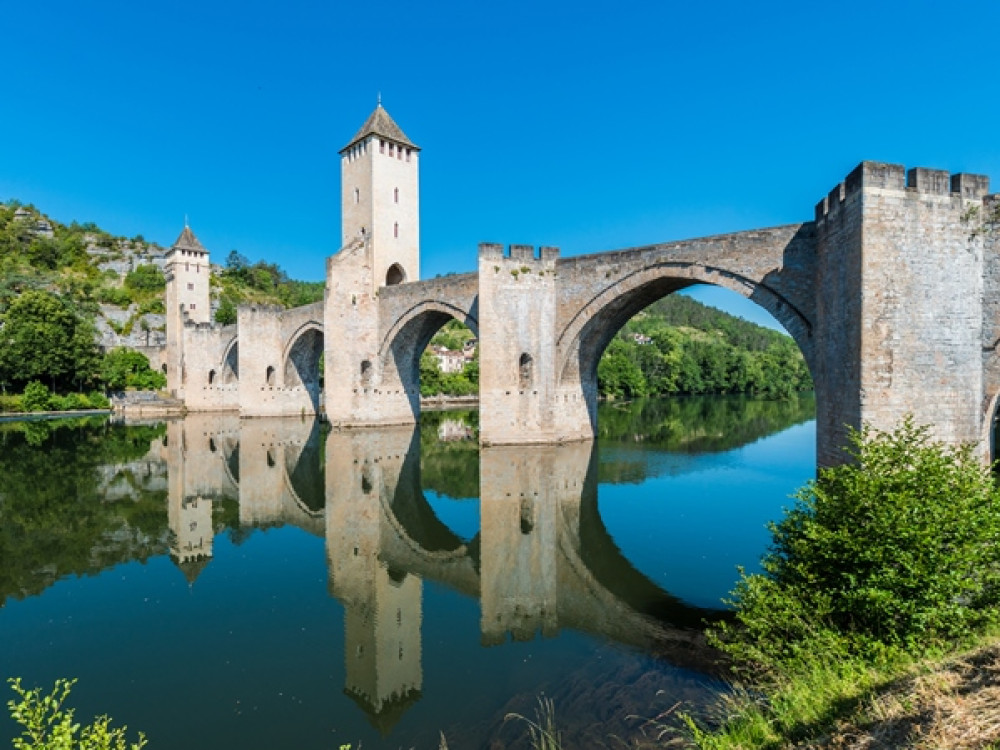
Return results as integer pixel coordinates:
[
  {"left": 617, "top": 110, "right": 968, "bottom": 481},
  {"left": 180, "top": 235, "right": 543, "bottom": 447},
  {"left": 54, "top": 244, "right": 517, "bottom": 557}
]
[{"left": 815, "top": 161, "right": 990, "bottom": 222}]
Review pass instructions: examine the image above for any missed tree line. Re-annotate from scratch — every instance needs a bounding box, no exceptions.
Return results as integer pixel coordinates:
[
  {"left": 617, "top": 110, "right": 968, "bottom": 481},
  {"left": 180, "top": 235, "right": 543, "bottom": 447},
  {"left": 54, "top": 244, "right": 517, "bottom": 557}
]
[{"left": 597, "top": 294, "right": 811, "bottom": 400}]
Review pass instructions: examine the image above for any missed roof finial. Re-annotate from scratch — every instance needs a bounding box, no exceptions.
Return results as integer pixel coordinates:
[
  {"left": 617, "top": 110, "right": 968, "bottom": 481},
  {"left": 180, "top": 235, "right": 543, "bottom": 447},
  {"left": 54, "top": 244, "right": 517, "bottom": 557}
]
[
  {"left": 184, "top": 213, "right": 189, "bottom": 228},
  {"left": 377, "top": 91, "right": 382, "bottom": 107}
]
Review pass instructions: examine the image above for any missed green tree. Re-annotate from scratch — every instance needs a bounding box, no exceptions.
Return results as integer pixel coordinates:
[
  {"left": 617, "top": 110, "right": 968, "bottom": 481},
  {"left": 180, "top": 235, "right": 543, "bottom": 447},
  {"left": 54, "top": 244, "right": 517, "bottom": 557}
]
[
  {"left": 100, "top": 349, "right": 166, "bottom": 391},
  {"left": 0, "top": 290, "right": 101, "bottom": 392},
  {"left": 215, "top": 296, "right": 237, "bottom": 325}
]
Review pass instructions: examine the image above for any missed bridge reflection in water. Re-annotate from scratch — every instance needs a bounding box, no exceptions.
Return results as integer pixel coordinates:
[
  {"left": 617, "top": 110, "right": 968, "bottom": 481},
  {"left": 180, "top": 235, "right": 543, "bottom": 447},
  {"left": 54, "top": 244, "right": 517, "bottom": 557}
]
[{"left": 156, "top": 400, "right": 809, "bottom": 731}]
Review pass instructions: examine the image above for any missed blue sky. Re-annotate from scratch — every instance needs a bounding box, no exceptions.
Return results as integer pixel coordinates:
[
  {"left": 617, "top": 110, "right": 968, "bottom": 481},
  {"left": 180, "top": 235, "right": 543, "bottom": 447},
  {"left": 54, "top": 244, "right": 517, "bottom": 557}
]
[{"left": 3, "top": 1, "right": 999, "bottom": 329}]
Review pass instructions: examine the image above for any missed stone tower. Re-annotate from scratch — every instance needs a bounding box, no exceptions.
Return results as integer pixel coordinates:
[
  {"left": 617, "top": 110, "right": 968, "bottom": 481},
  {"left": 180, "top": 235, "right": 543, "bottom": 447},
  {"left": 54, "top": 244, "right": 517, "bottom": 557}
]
[
  {"left": 326, "top": 105, "right": 423, "bottom": 427},
  {"left": 339, "top": 103, "right": 421, "bottom": 293},
  {"left": 164, "top": 225, "right": 211, "bottom": 398},
  {"left": 813, "top": 163, "right": 990, "bottom": 465}
]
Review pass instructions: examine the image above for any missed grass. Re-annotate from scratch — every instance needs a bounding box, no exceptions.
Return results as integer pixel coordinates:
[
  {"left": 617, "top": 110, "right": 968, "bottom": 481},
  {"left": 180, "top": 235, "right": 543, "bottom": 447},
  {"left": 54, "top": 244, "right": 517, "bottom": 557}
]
[{"left": 682, "top": 633, "right": 1000, "bottom": 749}]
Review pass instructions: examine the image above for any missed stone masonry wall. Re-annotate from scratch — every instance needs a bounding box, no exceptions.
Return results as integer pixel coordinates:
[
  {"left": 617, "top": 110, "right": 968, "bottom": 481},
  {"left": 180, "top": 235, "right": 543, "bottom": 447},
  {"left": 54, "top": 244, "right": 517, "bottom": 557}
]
[
  {"left": 816, "top": 162, "right": 990, "bottom": 464},
  {"left": 478, "top": 243, "right": 560, "bottom": 445}
]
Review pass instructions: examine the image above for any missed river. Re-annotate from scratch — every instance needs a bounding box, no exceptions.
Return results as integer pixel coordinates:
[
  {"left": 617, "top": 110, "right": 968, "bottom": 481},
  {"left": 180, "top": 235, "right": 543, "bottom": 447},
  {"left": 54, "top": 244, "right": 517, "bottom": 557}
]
[{"left": 0, "top": 394, "right": 815, "bottom": 748}]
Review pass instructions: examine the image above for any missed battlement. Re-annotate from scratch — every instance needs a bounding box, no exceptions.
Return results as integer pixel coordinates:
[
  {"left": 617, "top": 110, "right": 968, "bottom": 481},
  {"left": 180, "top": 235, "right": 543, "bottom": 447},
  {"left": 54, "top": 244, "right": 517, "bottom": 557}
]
[
  {"left": 815, "top": 161, "right": 991, "bottom": 221},
  {"left": 478, "top": 243, "right": 560, "bottom": 261}
]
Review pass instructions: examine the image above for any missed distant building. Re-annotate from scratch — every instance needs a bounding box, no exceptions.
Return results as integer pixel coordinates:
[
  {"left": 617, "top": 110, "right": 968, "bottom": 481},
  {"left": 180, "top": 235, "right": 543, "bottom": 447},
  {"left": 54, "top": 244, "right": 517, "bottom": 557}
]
[{"left": 430, "top": 345, "right": 466, "bottom": 373}]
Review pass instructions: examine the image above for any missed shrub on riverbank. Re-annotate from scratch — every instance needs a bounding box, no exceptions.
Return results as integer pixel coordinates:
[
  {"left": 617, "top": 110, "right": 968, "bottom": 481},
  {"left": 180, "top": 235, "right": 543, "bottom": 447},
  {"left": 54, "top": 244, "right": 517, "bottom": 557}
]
[
  {"left": 686, "top": 419, "right": 1000, "bottom": 748},
  {"left": 0, "top": 382, "right": 109, "bottom": 413}
]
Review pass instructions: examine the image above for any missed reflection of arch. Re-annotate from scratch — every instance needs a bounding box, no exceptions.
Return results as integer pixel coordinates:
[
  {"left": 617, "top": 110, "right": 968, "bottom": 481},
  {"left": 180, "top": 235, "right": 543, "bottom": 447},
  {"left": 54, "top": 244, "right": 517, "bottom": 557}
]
[
  {"left": 573, "top": 483, "right": 719, "bottom": 628},
  {"left": 386, "top": 263, "right": 406, "bottom": 286},
  {"left": 384, "top": 437, "right": 469, "bottom": 555},
  {"left": 557, "top": 268, "right": 814, "bottom": 388},
  {"left": 282, "top": 422, "right": 325, "bottom": 515}
]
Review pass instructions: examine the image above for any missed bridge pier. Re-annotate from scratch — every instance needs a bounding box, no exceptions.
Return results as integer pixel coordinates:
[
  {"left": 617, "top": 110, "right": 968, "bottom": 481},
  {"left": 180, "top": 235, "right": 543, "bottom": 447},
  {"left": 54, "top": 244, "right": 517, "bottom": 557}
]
[
  {"left": 478, "top": 243, "right": 592, "bottom": 445},
  {"left": 814, "top": 163, "right": 991, "bottom": 465}
]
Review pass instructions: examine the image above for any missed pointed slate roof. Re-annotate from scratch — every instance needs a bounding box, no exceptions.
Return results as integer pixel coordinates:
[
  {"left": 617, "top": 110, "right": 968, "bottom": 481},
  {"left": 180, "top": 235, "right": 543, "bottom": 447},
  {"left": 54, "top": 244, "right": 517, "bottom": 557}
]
[
  {"left": 172, "top": 225, "right": 207, "bottom": 254},
  {"left": 341, "top": 104, "right": 419, "bottom": 153}
]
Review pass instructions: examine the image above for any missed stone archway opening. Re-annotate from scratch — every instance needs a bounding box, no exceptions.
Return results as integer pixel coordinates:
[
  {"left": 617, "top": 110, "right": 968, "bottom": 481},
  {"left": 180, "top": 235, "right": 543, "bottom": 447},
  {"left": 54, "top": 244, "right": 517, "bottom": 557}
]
[
  {"left": 386, "top": 263, "right": 406, "bottom": 286},
  {"left": 221, "top": 340, "right": 239, "bottom": 384},
  {"left": 381, "top": 306, "right": 480, "bottom": 422},
  {"left": 283, "top": 326, "right": 324, "bottom": 412},
  {"left": 988, "top": 394, "right": 1000, "bottom": 469},
  {"left": 560, "top": 279, "right": 814, "bottom": 434}
]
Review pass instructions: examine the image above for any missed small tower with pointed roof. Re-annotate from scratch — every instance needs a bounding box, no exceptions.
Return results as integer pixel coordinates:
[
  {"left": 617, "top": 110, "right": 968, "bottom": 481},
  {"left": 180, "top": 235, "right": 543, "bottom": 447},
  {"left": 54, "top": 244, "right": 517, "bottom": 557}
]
[
  {"left": 164, "top": 224, "right": 211, "bottom": 397},
  {"left": 340, "top": 102, "right": 420, "bottom": 293}
]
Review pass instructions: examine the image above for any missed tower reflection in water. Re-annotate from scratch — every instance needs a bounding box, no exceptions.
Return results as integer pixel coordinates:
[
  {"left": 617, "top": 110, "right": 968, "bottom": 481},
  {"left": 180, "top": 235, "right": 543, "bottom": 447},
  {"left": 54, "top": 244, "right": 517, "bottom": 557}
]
[{"left": 160, "top": 412, "right": 724, "bottom": 731}]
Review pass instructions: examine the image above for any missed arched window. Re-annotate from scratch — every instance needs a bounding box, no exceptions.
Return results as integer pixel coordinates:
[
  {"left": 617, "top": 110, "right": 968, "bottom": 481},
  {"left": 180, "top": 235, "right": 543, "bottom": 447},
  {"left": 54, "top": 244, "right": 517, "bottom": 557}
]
[
  {"left": 518, "top": 353, "right": 534, "bottom": 389},
  {"left": 360, "top": 359, "right": 373, "bottom": 383},
  {"left": 385, "top": 264, "right": 405, "bottom": 286},
  {"left": 354, "top": 187, "right": 360, "bottom": 204},
  {"left": 266, "top": 365, "right": 276, "bottom": 386},
  {"left": 208, "top": 369, "right": 216, "bottom": 385},
  {"left": 393, "top": 222, "right": 399, "bottom": 238},
  {"left": 394, "top": 187, "right": 399, "bottom": 203}
]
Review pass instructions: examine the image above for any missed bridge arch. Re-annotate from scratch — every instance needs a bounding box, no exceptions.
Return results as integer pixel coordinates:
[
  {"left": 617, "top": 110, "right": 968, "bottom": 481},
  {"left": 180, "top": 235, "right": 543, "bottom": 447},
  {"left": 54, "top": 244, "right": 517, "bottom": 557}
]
[
  {"left": 220, "top": 337, "right": 239, "bottom": 384},
  {"left": 282, "top": 321, "right": 324, "bottom": 410},
  {"left": 376, "top": 300, "right": 480, "bottom": 416},
  {"left": 556, "top": 263, "right": 815, "bottom": 394}
]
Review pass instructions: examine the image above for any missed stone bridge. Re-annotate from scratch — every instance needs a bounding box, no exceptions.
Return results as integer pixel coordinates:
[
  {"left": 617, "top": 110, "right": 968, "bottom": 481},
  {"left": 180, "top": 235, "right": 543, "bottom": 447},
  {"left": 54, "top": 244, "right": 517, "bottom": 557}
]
[{"left": 165, "top": 131, "right": 1000, "bottom": 466}]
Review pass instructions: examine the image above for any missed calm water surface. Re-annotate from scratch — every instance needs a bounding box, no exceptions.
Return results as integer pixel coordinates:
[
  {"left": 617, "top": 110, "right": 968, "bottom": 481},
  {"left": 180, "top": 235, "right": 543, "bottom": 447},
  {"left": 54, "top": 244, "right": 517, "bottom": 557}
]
[{"left": 0, "top": 395, "right": 815, "bottom": 748}]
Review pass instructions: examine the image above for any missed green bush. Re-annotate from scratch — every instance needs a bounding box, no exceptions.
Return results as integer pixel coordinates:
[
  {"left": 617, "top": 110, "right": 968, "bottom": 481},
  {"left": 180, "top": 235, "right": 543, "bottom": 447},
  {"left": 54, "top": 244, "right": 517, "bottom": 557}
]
[
  {"left": 123, "top": 264, "right": 165, "bottom": 293},
  {"left": 7, "top": 677, "right": 146, "bottom": 750},
  {"left": 87, "top": 391, "right": 110, "bottom": 409},
  {"left": 715, "top": 419, "right": 1000, "bottom": 670},
  {"left": 21, "top": 381, "right": 50, "bottom": 412},
  {"left": 97, "top": 286, "right": 133, "bottom": 307},
  {"left": 0, "top": 393, "right": 25, "bottom": 412},
  {"left": 100, "top": 349, "right": 166, "bottom": 391}
]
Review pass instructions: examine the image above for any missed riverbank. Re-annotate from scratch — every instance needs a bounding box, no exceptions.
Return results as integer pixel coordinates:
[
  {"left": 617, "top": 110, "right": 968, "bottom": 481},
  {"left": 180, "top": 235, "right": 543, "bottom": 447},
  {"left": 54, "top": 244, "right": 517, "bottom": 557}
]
[
  {"left": 680, "top": 634, "right": 1000, "bottom": 749},
  {"left": 0, "top": 409, "right": 111, "bottom": 422},
  {"left": 420, "top": 394, "right": 478, "bottom": 410}
]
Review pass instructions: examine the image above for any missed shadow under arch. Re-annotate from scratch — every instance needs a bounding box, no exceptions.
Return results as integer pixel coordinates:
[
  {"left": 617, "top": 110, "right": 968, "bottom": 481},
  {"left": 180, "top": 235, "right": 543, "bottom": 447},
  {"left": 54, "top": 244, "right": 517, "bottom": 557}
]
[
  {"left": 283, "top": 321, "right": 324, "bottom": 412},
  {"left": 377, "top": 301, "right": 480, "bottom": 422}
]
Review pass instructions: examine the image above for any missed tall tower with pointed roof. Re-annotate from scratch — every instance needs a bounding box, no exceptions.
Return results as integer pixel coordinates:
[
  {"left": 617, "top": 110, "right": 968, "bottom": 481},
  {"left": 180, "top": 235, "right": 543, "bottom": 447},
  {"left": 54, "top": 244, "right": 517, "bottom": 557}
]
[
  {"left": 164, "top": 225, "right": 211, "bottom": 397},
  {"left": 340, "top": 103, "right": 420, "bottom": 292}
]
